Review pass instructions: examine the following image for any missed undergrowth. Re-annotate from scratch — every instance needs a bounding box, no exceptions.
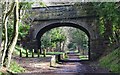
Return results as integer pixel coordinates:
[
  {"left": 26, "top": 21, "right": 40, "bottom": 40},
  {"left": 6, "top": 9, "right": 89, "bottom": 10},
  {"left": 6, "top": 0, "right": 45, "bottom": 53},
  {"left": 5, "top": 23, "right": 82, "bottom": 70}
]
[
  {"left": 9, "top": 61, "right": 25, "bottom": 73},
  {"left": 99, "top": 47, "right": 120, "bottom": 73}
]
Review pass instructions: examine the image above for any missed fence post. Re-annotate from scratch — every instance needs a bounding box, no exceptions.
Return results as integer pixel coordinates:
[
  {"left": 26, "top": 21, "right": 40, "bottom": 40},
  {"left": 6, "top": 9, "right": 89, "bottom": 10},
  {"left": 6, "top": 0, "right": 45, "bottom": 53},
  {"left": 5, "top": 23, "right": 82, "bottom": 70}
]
[
  {"left": 38, "top": 49, "right": 40, "bottom": 57},
  {"left": 20, "top": 48, "right": 22, "bottom": 57},
  {"left": 32, "top": 49, "right": 34, "bottom": 57},
  {"left": 43, "top": 49, "right": 46, "bottom": 57},
  {"left": 26, "top": 49, "right": 28, "bottom": 57}
]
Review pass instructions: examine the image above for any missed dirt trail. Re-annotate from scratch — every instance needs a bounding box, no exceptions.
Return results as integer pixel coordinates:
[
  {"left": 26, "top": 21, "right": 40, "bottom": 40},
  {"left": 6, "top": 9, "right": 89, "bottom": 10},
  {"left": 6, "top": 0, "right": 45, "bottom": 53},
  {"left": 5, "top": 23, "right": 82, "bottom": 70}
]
[{"left": 13, "top": 55, "right": 109, "bottom": 75}]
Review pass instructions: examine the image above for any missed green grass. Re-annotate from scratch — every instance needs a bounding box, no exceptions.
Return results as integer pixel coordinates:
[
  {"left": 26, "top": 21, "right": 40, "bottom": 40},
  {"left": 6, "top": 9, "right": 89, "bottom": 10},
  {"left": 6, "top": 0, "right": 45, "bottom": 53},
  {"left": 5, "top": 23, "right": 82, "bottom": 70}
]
[
  {"left": 66, "top": 50, "right": 78, "bottom": 53},
  {"left": 46, "top": 52, "right": 64, "bottom": 55},
  {"left": 14, "top": 45, "right": 43, "bottom": 57},
  {"left": 14, "top": 45, "right": 30, "bottom": 56},
  {"left": 14, "top": 45, "right": 65, "bottom": 57},
  {"left": 9, "top": 61, "right": 25, "bottom": 73},
  {"left": 0, "top": 72, "right": 2, "bottom": 75},
  {"left": 0, "top": 61, "right": 25, "bottom": 74},
  {"left": 99, "top": 47, "right": 120, "bottom": 73},
  {"left": 79, "top": 55, "right": 89, "bottom": 60}
]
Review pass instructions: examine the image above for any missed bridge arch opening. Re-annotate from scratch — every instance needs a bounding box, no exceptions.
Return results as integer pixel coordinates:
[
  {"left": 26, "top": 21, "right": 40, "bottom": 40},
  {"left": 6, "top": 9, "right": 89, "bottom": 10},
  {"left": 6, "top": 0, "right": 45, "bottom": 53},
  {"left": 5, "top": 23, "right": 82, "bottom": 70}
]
[{"left": 36, "top": 22, "right": 91, "bottom": 60}]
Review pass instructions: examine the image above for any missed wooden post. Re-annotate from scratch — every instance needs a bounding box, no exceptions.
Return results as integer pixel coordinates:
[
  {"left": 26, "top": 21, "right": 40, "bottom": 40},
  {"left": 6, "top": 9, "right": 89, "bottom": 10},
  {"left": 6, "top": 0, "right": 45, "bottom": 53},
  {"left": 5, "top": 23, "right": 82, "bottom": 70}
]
[
  {"left": 32, "top": 49, "right": 34, "bottom": 57},
  {"left": 20, "top": 48, "right": 22, "bottom": 57},
  {"left": 38, "top": 49, "right": 40, "bottom": 57},
  {"left": 62, "top": 53, "right": 65, "bottom": 59},
  {"left": 43, "top": 49, "right": 46, "bottom": 57},
  {"left": 26, "top": 49, "right": 28, "bottom": 57}
]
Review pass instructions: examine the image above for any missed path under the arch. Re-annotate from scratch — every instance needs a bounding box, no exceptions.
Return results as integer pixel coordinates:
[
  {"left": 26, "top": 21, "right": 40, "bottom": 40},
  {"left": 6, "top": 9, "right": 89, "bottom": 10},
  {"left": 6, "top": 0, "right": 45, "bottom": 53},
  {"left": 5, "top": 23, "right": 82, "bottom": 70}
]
[{"left": 13, "top": 54, "right": 109, "bottom": 75}]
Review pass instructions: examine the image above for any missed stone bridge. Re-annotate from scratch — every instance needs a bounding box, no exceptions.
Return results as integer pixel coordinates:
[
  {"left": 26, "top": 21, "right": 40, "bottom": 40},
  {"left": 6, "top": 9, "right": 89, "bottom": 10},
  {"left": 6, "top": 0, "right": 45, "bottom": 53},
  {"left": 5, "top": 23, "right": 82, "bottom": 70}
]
[{"left": 25, "top": 5, "right": 106, "bottom": 60}]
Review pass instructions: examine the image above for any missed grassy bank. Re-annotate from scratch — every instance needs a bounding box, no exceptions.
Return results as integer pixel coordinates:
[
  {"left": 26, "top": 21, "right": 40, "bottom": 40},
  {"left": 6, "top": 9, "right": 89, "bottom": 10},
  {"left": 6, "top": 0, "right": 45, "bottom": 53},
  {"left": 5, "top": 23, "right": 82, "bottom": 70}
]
[
  {"left": 9, "top": 61, "right": 25, "bottom": 73},
  {"left": 99, "top": 47, "right": 120, "bottom": 73},
  {"left": 0, "top": 61, "right": 25, "bottom": 74}
]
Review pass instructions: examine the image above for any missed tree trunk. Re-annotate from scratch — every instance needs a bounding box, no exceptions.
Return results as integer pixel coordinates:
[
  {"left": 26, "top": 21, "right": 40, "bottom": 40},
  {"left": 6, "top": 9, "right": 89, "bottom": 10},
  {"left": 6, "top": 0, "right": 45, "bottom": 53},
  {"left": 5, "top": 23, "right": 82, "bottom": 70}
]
[
  {"left": 62, "top": 41, "right": 65, "bottom": 52},
  {"left": 0, "top": 3, "right": 2, "bottom": 67},
  {"left": 1, "top": 2, "right": 15, "bottom": 67},
  {"left": 59, "top": 42, "right": 62, "bottom": 51},
  {"left": 1, "top": 2, "right": 9, "bottom": 67},
  {"left": 77, "top": 46, "right": 80, "bottom": 53},
  {"left": 0, "top": 4, "right": 2, "bottom": 47},
  {"left": 7, "top": 1, "right": 19, "bottom": 68},
  {"left": 2, "top": 14, "right": 8, "bottom": 67},
  {"left": 55, "top": 42, "right": 58, "bottom": 52}
]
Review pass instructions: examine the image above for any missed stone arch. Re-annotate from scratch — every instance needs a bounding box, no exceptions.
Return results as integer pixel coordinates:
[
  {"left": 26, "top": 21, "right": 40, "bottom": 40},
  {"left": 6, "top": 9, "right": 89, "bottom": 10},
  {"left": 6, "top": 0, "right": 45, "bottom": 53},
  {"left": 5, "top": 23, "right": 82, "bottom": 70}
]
[
  {"left": 28, "top": 18, "right": 102, "bottom": 60},
  {"left": 36, "top": 22, "right": 90, "bottom": 40},
  {"left": 35, "top": 22, "right": 91, "bottom": 60},
  {"left": 32, "top": 19, "right": 97, "bottom": 40}
]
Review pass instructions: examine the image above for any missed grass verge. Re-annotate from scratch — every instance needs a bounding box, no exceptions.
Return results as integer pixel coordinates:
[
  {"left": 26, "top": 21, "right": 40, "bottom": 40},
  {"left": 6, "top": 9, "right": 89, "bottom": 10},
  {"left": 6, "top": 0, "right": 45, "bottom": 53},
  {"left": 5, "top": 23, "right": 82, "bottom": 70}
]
[{"left": 99, "top": 47, "right": 120, "bottom": 73}]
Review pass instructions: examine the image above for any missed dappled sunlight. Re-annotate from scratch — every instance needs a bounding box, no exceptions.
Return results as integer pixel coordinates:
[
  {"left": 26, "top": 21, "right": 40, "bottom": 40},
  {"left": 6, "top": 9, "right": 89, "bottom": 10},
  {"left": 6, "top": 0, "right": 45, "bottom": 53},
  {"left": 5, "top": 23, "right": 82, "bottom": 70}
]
[
  {"left": 41, "top": 27, "right": 89, "bottom": 61},
  {"left": 1, "top": 2, "right": 119, "bottom": 75}
]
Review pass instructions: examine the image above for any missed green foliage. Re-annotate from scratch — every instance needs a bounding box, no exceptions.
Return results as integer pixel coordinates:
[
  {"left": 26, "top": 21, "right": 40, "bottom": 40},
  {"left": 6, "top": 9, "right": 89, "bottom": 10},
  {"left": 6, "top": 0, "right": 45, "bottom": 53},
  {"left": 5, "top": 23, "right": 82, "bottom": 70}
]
[
  {"left": 39, "top": 2, "right": 46, "bottom": 7},
  {"left": 41, "top": 32, "right": 51, "bottom": 48},
  {"left": 99, "top": 47, "right": 120, "bottom": 73},
  {"left": 18, "top": 22, "right": 30, "bottom": 40},
  {"left": 9, "top": 61, "right": 25, "bottom": 73},
  {"left": 79, "top": 55, "right": 88, "bottom": 60},
  {"left": 14, "top": 45, "right": 27, "bottom": 55},
  {"left": 14, "top": 45, "right": 43, "bottom": 57},
  {"left": 46, "top": 52, "right": 64, "bottom": 55},
  {"left": 19, "top": 2, "right": 33, "bottom": 9},
  {"left": 67, "top": 43, "right": 76, "bottom": 50},
  {"left": 0, "top": 72, "right": 2, "bottom": 75},
  {"left": 2, "top": 2, "right": 32, "bottom": 42},
  {"left": 41, "top": 27, "right": 66, "bottom": 50},
  {"left": 7, "top": 21, "right": 14, "bottom": 41},
  {"left": 99, "top": 17, "right": 105, "bottom": 35},
  {"left": 68, "top": 28, "right": 88, "bottom": 50},
  {"left": 93, "top": 2, "right": 120, "bottom": 43},
  {"left": 50, "top": 28, "right": 66, "bottom": 43}
]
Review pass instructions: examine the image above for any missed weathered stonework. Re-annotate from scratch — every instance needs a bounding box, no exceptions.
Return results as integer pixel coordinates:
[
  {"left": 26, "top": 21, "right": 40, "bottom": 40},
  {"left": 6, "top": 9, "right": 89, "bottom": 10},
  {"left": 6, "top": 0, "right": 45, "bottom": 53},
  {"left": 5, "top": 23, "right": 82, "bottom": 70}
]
[{"left": 26, "top": 5, "right": 106, "bottom": 60}]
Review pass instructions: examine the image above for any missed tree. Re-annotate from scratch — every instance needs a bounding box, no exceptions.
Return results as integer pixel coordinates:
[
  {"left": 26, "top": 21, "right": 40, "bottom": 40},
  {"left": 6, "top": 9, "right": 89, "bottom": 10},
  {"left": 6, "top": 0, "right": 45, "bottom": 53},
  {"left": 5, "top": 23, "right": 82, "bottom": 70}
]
[
  {"left": 1, "top": 1, "right": 44, "bottom": 70},
  {"left": 50, "top": 28, "right": 66, "bottom": 52},
  {"left": 0, "top": 3, "right": 2, "bottom": 67},
  {"left": 93, "top": 2, "right": 120, "bottom": 46},
  {"left": 0, "top": 4, "right": 2, "bottom": 45},
  {"left": 68, "top": 28, "right": 88, "bottom": 54},
  {"left": 67, "top": 43, "right": 76, "bottom": 51},
  {"left": 41, "top": 27, "right": 66, "bottom": 52},
  {"left": 6, "top": 0, "right": 19, "bottom": 68},
  {"left": 41, "top": 31, "right": 51, "bottom": 52},
  {"left": 74, "top": 2, "right": 120, "bottom": 49},
  {"left": 1, "top": 1, "right": 32, "bottom": 68},
  {"left": 1, "top": 2, "right": 16, "bottom": 68}
]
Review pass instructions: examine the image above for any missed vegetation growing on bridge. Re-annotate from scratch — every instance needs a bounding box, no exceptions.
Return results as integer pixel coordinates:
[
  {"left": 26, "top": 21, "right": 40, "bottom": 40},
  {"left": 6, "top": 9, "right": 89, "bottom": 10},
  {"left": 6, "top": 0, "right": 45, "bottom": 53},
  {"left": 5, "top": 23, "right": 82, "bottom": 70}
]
[{"left": 0, "top": 2, "right": 120, "bottom": 74}]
